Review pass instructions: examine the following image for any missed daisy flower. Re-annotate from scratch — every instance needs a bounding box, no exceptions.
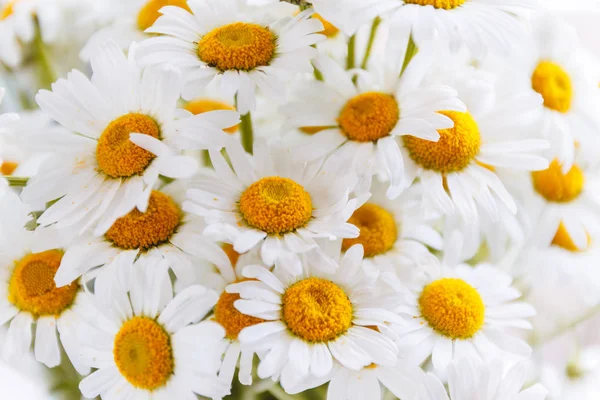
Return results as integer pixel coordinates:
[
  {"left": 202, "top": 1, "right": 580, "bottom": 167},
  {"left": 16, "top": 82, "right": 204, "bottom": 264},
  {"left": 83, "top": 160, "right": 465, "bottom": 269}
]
[
  {"left": 419, "top": 358, "right": 548, "bottom": 400},
  {"left": 22, "top": 41, "right": 237, "bottom": 237},
  {"left": 396, "top": 246, "right": 536, "bottom": 371},
  {"left": 541, "top": 345, "right": 600, "bottom": 400},
  {"left": 0, "top": 191, "right": 88, "bottom": 374},
  {"left": 183, "top": 138, "right": 364, "bottom": 267},
  {"left": 311, "top": 0, "right": 536, "bottom": 58},
  {"left": 399, "top": 58, "right": 549, "bottom": 222},
  {"left": 281, "top": 48, "right": 466, "bottom": 198},
  {"left": 0, "top": 87, "right": 19, "bottom": 190},
  {"left": 76, "top": 255, "right": 229, "bottom": 400},
  {"left": 228, "top": 244, "right": 402, "bottom": 392},
  {"left": 137, "top": 0, "right": 325, "bottom": 114}
]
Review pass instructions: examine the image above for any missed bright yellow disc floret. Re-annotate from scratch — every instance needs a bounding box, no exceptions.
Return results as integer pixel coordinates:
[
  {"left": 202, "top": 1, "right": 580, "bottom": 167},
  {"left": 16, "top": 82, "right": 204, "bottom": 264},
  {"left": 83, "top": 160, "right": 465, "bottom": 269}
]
[
  {"left": 0, "top": 0, "right": 18, "bottom": 20},
  {"left": 214, "top": 280, "right": 266, "bottom": 340},
  {"left": 96, "top": 113, "right": 160, "bottom": 179},
  {"left": 239, "top": 177, "right": 313, "bottom": 235},
  {"left": 282, "top": 278, "right": 353, "bottom": 342},
  {"left": 342, "top": 203, "right": 398, "bottom": 258},
  {"left": 532, "top": 160, "right": 584, "bottom": 203},
  {"left": 532, "top": 61, "right": 573, "bottom": 113},
  {"left": 404, "top": 0, "right": 465, "bottom": 9},
  {"left": 403, "top": 111, "right": 481, "bottom": 173},
  {"left": 8, "top": 250, "right": 79, "bottom": 317},
  {"left": 552, "top": 221, "right": 589, "bottom": 252},
  {"left": 113, "top": 317, "right": 174, "bottom": 390},
  {"left": 1, "top": 161, "right": 18, "bottom": 176},
  {"left": 185, "top": 99, "right": 239, "bottom": 134},
  {"left": 105, "top": 191, "right": 181, "bottom": 250},
  {"left": 337, "top": 92, "right": 400, "bottom": 142},
  {"left": 198, "top": 22, "right": 276, "bottom": 71},
  {"left": 137, "top": 0, "right": 191, "bottom": 31},
  {"left": 312, "top": 13, "right": 339, "bottom": 38},
  {"left": 419, "top": 278, "right": 485, "bottom": 339}
]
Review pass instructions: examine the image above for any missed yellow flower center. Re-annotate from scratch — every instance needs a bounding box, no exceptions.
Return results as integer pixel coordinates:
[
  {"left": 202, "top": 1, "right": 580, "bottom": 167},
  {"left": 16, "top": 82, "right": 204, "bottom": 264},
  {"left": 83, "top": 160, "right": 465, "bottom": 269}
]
[
  {"left": 96, "top": 113, "right": 160, "bottom": 179},
  {"left": 239, "top": 177, "right": 313, "bottom": 235},
  {"left": 418, "top": 278, "right": 485, "bottom": 339},
  {"left": 282, "top": 277, "right": 353, "bottom": 342},
  {"left": 552, "top": 221, "right": 590, "bottom": 252},
  {"left": 185, "top": 99, "right": 239, "bottom": 134},
  {"left": 313, "top": 13, "right": 339, "bottom": 38},
  {"left": 8, "top": 250, "right": 79, "bottom": 317},
  {"left": 0, "top": 0, "right": 18, "bottom": 20},
  {"left": 532, "top": 160, "right": 584, "bottom": 203},
  {"left": 214, "top": 280, "right": 265, "bottom": 340},
  {"left": 403, "top": 111, "right": 481, "bottom": 173},
  {"left": 221, "top": 243, "right": 240, "bottom": 267},
  {"left": 403, "top": 0, "right": 465, "bottom": 8},
  {"left": 337, "top": 92, "right": 399, "bottom": 142},
  {"left": 137, "top": 0, "right": 191, "bottom": 32},
  {"left": 198, "top": 22, "right": 276, "bottom": 72},
  {"left": 105, "top": 191, "right": 181, "bottom": 250},
  {"left": 531, "top": 61, "right": 573, "bottom": 113},
  {"left": 113, "top": 317, "right": 174, "bottom": 390},
  {"left": 342, "top": 203, "right": 398, "bottom": 258},
  {"left": 1, "top": 161, "right": 18, "bottom": 175}
]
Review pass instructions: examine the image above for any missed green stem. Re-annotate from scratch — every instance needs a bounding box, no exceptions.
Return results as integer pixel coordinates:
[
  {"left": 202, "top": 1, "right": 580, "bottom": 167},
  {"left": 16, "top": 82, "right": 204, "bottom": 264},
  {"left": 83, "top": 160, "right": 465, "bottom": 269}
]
[
  {"left": 33, "top": 17, "right": 57, "bottom": 90},
  {"left": 6, "top": 176, "right": 29, "bottom": 187},
  {"left": 360, "top": 17, "right": 382, "bottom": 70},
  {"left": 533, "top": 302, "right": 600, "bottom": 346},
  {"left": 239, "top": 112, "right": 254, "bottom": 154},
  {"left": 346, "top": 34, "right": 356, "bottom": 70},
  {"left": 201, "top": 150, "right": 212, "bottom": 168},
  {"left": 400, "top": 34, "right": 418, "bottom": 77},
  {"left": 313, "top": 64, "right": 324, "bottom": 81}
]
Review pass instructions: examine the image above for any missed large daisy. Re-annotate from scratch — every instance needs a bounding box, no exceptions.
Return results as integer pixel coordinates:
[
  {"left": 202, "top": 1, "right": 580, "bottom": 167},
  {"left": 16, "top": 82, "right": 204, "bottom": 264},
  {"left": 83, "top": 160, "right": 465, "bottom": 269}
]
[
  {"left": 183, "top": 138, "right": 364, "bottom": 267},
  {"left": 229, "top": 244, "right": 402, "bottom": 392},
  {"left": 137, "top": 0, "right": 325, "bottom": 114},
  {"left": 0, "top": 191, "right": 88, "bottom": 374},
  {"left": 22, "top": 41, "right": 237, "bottom": 237},
  {"left": 396, "top": 249, "right": 535, "bottom": 371},
  {"left": 281, "top": 49, "right": 466, "bottom": 198},
  {"left": 76, "top": 255, "right": 229, "bottom": 399},
  {"left": 311, "top": 0, "right": 536, "bottom": 58}
]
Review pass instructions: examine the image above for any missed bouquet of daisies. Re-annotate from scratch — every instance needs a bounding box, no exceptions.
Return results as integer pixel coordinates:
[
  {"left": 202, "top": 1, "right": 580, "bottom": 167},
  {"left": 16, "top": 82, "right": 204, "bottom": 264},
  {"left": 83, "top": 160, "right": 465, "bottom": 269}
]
[{"left": 1, "top": 0, "right": 600, "bottom": 399}]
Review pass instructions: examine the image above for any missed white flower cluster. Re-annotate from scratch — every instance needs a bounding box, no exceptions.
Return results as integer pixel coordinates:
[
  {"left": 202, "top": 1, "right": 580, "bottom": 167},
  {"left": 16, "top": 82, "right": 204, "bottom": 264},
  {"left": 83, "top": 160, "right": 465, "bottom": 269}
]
[{"left": 1, "top": 0, "right": 600, "bottom": 399}]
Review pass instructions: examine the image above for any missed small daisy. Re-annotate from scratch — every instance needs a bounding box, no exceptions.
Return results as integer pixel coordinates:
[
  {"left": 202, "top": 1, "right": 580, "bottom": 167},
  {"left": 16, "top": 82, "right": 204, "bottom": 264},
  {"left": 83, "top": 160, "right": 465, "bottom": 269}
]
[
  {"left": 396, "top": 248, "right": 536, "bottom": 371},
  {"left": 507, "top": 15, "right": 600, "bottom": 171},
  {"left": 80, "top": 0, "right": 192, "bottom": 61},
  {"left": 281, "top": 49, "right": 466, "bottom": 198},
  {"left": 22, "top": 41, "right": 237, "bottom": 237},
  {"left": 541, "top": 345, "right": 600, "bottom": 400},
  {"left": 311, "top": 0, "right": 536, "bottom": 58},
  {"left": 399, "top": 59, "right": 549, "bottom": 222},
  {"left": 419, "top": 358, "right": 548, "bottom": 400},
  {"left": 228, "top": 244, "right": 402, "bottom": 392},
  {"left": 183, "top": 138, "right": 364, "bottom": 267},
  {"left": 137, "top": 0, "right": 325, "bottom": 114},
  {"left": 0, "top": 191, "right": 88, "bottom": 374},
  {"left": 0, "top": 87, "right": 19, "bottom": 189},
  {"left": 76, "top": 255, "right": 229, "bottom": 400}
]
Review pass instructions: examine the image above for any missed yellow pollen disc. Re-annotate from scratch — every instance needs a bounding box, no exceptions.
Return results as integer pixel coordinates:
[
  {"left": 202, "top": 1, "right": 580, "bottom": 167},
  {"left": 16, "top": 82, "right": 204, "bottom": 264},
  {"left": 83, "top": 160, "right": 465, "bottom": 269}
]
[
  {"left": 531, "top": 61, "right": 573, "bottom": 113},
  {"left": 221, "top": 243, "right": 240, "bottom": 267},
  {"left": 552, "top": 221, "right": 590, "bottom": 252},
  {"left": 185, "top": 99, "right": 239, "bottom": 134},
  {"left": 342, "top": 203, "right": 398, "bottom": 258},
  {"left": 8, "top": 250, "right": 78, "bottom": 317},
  {"left": 532, "top": 160, "right": 584, "bottom": 203},
  {"left": 214, "top": 280, "right": 265, "bottom": 340},
  {"left": 0, "top": 0, "right": 17, "bottom": 20},
  {"left": 198, "top": 22, "right": 276, "bottom": 72},
  {"left": 282, "top": 277, "right": 353, "bottom": 342},
  {"left": 239, "top": 177, "right": 313, "bottom": 235},
  {"left": 113, "top": 317, "right": 174, "bottom": 390},
  {"left": 403, "top": 111, "right": 481, "bottom": 173},
  {"left": 337, "top": 92, "right": 399, "bottom": 142},
  {"left": 105, "top": 191, "right": 181, "bottom": 250},
  {"left": 137, "top": 0, "right": 191, "bottom": 32},
  {"left": 298, "top": 126, "right": 336, "bottom": 135},
  {"left": 419, "top": 278, "right": 485, "bottom": 339},
  {"left": 403, "top": 0, "right": 465, "bottom": 8},
  {"left": 313, "top": 13, "right": 339, "bottom": 38},
  {"left": 96, "top": 113, "right": 160, "bottom": 179},
  {"left": 1, "top": 161, "right": 18, "bottom": 175}
]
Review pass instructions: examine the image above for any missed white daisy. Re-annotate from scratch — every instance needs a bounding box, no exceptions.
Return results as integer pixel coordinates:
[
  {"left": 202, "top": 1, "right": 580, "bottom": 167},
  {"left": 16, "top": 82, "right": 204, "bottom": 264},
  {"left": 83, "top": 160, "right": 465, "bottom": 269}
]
[
  {"left": 311, "top": 0, "right": 536, "bottom": 58},
  {"left": 137, "top": 0, "right": 325, "bottom": 114},
  {"left": 228, "top": 244, "right": 402, "bottom": 392},
  {"left": 0, "top": 191, "right": 88, "bottom": 374},
  {"left": 76, "top": 255, "right": 228, "bottom": 400},
  {"left": 399, "top": 56, "right": 549, "bottom": 223},
  {"left": 419, "top": 358, "right": 548, "bottom": 400},
  {"left": 396, "top": 245, "right": 536, "bottom": 371},
  {"left": 0, "top": 87, "right": 19, "bottom": 191},
  {"left": 541, "top": 345, "right": 600, "bottom": 400},
  {"left": 183, "top": 138, "right": 364, "bottom": 267},
  {"left": 22, "top": 41, "right": 237, "bottom": 237},
  {"left": 281, "top": 46, "right": 466, "bottom": 198}
]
